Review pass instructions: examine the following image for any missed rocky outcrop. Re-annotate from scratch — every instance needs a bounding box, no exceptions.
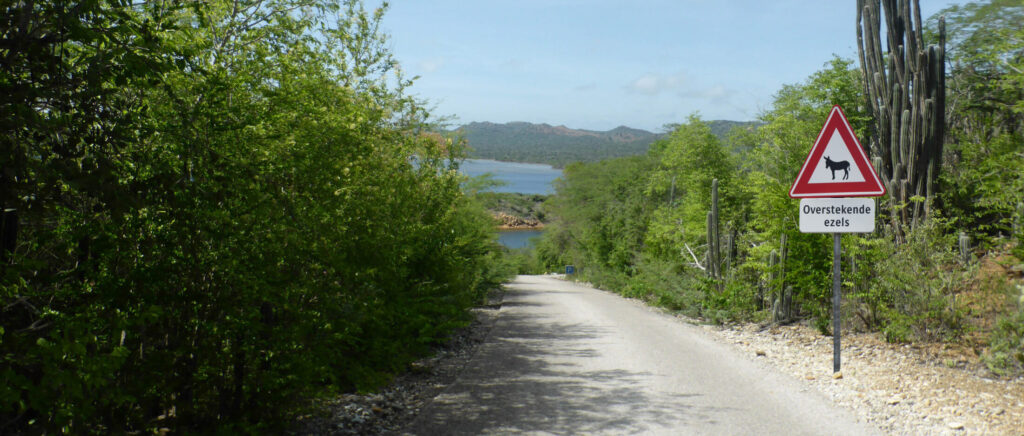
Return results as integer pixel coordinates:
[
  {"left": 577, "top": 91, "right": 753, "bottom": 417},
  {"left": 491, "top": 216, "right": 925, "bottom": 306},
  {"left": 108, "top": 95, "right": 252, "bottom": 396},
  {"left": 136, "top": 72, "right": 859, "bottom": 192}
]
[{"left": 493, "top": 212, "right": 544, "bottom": 230}]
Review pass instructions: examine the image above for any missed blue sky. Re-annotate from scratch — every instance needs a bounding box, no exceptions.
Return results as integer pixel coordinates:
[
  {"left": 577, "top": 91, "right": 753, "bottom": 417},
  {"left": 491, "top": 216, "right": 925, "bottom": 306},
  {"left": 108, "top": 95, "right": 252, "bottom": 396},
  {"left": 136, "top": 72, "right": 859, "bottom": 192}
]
[{"left": 377, "top": 1, "right": 963, "bottom": 132}]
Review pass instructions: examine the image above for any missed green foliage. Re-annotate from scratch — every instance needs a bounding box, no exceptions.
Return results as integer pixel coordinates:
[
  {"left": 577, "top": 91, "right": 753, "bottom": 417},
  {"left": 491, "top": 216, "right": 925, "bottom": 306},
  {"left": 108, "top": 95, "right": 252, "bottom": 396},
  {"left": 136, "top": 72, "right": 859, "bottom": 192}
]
[
  {"left": 541, "top": 155, "right": 656, "bottom": 282},
  {"left": 645, "top": 114, "right": 742, "bottom": 259},
  {"left": 933, "top": 0, "right": 1024, "bottom": 121},
  {"left": 933, "top": 1, "right": 1024, "bottom": 246},
  {"left": 940, "top": 132, "right": 1024, "bottom": 244},
  {"left": 848, "top": 223, "right": 968, "bottom": 343},
  {"left": 538, "top": 58, "right": 871, "bottom": 328},
  {"left": 621, "top": 259, "right": 702, "bottom": 313},
  {"left": 984, "top": 308, "right": 1024, "bottom": 376},
  {"left": 504, "top": 247, "right": 546, "bottom": 275},
  {"left": 1, "top": 0, "right": 505, "bottom": 433},
  {"left": 737, "top": 57, "right": 868, "bottom": 327}
]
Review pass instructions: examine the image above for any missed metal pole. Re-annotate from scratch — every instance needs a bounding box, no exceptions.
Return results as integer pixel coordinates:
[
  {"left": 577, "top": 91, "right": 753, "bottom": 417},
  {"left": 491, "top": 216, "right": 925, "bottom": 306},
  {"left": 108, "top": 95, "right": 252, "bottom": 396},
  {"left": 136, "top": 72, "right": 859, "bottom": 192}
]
[{"left": 832, "top": 233, "right": 841, "bottom": 373}]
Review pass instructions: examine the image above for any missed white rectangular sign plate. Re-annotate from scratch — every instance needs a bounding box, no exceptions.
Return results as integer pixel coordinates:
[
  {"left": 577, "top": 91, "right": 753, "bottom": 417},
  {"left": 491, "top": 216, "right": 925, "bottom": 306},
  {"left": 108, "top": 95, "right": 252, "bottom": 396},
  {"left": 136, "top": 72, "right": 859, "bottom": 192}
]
[{"left": 799, "top": 198, "right": 875, "bottom": 233}]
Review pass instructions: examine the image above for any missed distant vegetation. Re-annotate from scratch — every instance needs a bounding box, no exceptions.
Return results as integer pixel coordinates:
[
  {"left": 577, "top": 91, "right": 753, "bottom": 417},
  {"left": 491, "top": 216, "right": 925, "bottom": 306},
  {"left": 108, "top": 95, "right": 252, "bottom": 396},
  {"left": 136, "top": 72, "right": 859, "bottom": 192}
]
[{"left": 455, "top": 121, "right": 757, "bottom": 167}]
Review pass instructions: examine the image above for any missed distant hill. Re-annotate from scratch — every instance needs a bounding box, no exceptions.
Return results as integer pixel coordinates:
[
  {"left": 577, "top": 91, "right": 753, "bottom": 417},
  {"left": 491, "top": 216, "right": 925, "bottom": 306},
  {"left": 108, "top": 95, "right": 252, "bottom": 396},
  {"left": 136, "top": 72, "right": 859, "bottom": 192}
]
[
  {"left": 710, "top": 120, "right": 758, "bottom": 138},
  {"left": 453, "top": 122, "right": 660, "bottom": 168},
  {"left": 454, "top": 120, "right": 756, "bottom": 167}
]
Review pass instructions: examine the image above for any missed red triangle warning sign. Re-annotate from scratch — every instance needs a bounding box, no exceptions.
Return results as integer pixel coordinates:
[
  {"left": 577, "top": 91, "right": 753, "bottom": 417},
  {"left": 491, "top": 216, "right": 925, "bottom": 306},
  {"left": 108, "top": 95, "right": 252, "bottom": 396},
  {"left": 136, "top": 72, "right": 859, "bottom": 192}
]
[{"left": 789, "top": 105, "right": 886, "bottom": 198}]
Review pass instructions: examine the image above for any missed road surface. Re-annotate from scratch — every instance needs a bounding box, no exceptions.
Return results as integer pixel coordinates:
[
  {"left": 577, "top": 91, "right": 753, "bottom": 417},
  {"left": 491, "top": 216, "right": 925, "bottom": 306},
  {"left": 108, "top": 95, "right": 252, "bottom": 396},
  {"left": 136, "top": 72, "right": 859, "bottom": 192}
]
[{"left": 405, "top": 275, "right": 880, "bottom": 435}]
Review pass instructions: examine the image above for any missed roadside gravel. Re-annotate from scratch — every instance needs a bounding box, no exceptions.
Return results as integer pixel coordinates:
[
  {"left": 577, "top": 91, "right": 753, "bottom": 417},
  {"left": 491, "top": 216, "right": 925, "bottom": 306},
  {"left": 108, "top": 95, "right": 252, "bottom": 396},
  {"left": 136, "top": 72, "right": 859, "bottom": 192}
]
[
  {"left": 289, "top": 290, "right": 503, "bottom": 436},
  {"left": 709, "top": 322, "right": 1024, "bottom": 435}
]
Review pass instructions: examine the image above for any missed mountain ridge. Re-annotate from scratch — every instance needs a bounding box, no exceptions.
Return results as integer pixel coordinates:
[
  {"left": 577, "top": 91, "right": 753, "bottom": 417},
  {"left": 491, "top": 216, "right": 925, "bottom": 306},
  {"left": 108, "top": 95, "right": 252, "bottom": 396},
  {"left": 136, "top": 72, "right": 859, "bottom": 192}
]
[
  {"left": 453, "top": 121, "right": 662, "bottom": 167},
  {"left": 452, "top": 120, "right": 755, "bottom": 167}
]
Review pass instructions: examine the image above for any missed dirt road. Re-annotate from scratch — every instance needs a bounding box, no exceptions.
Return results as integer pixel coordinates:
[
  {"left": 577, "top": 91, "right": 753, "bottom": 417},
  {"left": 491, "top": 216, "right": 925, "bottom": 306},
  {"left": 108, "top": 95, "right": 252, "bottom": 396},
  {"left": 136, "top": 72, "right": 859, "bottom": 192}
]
[{"left": 404, "top": 275, "right": 880, "bottom": 435}]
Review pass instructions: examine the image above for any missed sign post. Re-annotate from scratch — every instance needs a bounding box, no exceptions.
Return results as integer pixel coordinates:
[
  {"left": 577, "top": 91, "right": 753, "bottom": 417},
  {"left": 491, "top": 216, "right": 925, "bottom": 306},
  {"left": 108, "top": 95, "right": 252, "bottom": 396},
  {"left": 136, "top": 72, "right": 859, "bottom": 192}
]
[
  {"left": 832, "top": 233, "right": 841, "bottom": 373},
  {"left": 790, "top": 105, "right": 886, "bottom": 374}
]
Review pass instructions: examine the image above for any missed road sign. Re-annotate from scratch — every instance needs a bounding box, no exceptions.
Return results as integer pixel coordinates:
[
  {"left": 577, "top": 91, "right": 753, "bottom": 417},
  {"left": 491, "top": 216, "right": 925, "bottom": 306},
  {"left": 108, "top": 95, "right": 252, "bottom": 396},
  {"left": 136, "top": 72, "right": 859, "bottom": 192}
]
[
  {"left": 788, "top": 105, "right": 887, "bottom": 374},
  {"left": 565, "top": 265, "right": 575, "bottom": 275},
  {"left": 789, "top": 105, "right": 886, "bottom": 198},
  {"left": 799, "top": 198, "right": 875, "bottom": 233}
]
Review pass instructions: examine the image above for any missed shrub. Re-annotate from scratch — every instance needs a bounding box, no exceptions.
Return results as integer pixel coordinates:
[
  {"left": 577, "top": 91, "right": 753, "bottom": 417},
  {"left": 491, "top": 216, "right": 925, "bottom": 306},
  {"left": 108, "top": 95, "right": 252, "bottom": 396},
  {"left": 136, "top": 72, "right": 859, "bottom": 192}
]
[
  {"left": 850, "top": 221, "right": 968, "bottom": 343},
  {"left": 983, "top": 307, "right": 1024, "bottom": 376}
]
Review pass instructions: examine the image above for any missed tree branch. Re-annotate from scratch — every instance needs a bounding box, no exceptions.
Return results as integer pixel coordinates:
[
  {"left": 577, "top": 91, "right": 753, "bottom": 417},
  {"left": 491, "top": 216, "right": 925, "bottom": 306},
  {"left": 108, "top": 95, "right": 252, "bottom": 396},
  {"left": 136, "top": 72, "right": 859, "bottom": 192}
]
[{"left": 682, "top": 243, "right": 706, "bottom": 271}]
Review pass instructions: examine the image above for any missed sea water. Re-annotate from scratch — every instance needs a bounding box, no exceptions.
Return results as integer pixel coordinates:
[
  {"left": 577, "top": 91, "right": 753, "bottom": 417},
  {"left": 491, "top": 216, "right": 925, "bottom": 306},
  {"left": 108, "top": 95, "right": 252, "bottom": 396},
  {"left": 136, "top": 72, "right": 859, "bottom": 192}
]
[
  {"left": 457, "top": 159, "right": 560, "bottom": 248},
  {"left": 459, "top": 159, "right": 561, "bottom": 195}
]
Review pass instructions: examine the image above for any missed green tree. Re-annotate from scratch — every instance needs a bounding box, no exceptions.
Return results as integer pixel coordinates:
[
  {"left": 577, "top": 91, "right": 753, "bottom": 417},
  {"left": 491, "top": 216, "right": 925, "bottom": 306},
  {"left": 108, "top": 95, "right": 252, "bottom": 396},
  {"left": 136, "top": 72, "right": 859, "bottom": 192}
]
[
  {"left": 645, "top": 115, "right": 740, "bottom": 262},
  {"left": 931, "top": 0, "right": 1024, "bottom": 243},
  {"left": 1, "top": 1, "right": 505, "bottom": 432},
  {"left": 539, "top": 156, "right": 655, "bottom": 288},
  {"left": 741, "top": 57, "right": 869, "bottom": 328}
]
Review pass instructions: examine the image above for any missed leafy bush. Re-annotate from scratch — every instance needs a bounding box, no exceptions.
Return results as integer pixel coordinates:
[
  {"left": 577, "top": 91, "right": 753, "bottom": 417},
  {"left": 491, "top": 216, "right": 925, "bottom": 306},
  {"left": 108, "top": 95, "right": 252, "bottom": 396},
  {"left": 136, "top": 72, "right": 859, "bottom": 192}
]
[
  {"left": 0, "top": 1, "right": 506, "bottom": 433},
  {"left": 849, "top": 222, "right": 968, "bottom": 342},
  {"left": 984, "top": 308, "right": 1024, "bottom": 376},
  {"left": 625, "top": 258, "right": 705, "bottom": 315}
]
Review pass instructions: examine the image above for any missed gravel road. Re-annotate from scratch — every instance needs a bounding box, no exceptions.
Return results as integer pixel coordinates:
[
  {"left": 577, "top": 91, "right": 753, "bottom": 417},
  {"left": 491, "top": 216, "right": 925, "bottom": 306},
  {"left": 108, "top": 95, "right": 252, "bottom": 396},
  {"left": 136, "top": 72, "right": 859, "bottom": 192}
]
[{"left": 402, "top": 275, "right": 881, "bottom": 435}]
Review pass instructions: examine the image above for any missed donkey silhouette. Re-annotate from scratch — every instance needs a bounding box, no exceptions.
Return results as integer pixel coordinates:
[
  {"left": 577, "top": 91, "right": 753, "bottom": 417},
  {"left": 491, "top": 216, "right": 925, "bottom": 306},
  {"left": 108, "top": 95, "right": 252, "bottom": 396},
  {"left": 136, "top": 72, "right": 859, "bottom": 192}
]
[{"left": 823, "top": 156, "right": 850, "bottom": 180}]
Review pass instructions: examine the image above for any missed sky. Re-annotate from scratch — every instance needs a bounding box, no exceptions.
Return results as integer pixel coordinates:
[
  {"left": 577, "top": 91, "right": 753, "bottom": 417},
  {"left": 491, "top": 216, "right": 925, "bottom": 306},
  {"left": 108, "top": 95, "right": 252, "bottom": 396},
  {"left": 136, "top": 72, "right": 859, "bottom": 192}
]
[{"left": 377, "top": 1, "right": 964, "bottom": 132}]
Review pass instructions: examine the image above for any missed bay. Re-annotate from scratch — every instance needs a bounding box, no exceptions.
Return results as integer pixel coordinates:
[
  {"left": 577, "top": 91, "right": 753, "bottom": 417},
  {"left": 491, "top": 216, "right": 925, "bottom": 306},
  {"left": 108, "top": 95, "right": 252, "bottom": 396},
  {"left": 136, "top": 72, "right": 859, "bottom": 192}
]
[
  {"left": 497, "top": 229, "right": 543, "bottom": 249},
  {"left": 459, "top": 159, "right": 561, "bottom": 195},
  {"left": 458, "top": 159, "right": 557, "bottom": 248}
]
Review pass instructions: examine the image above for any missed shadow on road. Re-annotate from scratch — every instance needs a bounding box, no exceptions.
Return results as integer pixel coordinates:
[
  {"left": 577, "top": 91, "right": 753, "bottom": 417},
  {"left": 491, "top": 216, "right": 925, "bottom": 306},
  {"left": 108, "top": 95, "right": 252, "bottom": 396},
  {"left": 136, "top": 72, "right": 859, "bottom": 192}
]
[{"left": 407, "top": 285, "right": 729, "bottom": 435}]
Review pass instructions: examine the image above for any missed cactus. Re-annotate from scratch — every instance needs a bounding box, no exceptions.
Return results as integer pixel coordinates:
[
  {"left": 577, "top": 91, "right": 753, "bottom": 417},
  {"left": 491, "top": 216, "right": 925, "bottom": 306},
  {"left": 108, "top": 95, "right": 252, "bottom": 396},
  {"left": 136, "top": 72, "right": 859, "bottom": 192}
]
[
  {"left": 706, "top": 212, "right": 714, "bottom": 278},
  {"left": 768, "top": 249, "right": 778, "bottom": 319},
  {"left": 783, "top": 285, "right": 793, "bottom": 321},
  {"left": 770, "top": 234, "right": 790, "bottom": 322},
  {"left": 779, "top": 233, "right": 789, "bottom": 320},
  {"left": 959, "top": 232, "right": 971, "bottom": 264},
  {"left": 857, "top": 0, "right": 945, "bottom": 241},
  {"left": 712, "top": 178, "right": 720, "bottom": 279},
  {"left": 725, "top": 225, "right": 736, "bottom": 275},
  {"left": 706, "top": 179, "right": 721, "bottom": 280},
  {"left": 669, "top": 175, "right": 676, "bottom": 206},
  {"left": 763, "top": 249, "right": 780, "bottom": 311},
  {"left": 849, "top": 251, "right": 859, "bottom": 297},
  {"left": 1014, "top": 202, "right": 1024, "bottom": 238}
]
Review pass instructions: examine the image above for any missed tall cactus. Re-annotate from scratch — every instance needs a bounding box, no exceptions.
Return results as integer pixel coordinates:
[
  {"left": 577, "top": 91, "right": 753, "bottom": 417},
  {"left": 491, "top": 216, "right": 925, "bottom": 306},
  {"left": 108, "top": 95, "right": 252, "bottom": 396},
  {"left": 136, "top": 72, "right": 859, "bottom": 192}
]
[
  {"left": 856, "top": 0, "right": 945, "bottom": 241},
  {"left": 1014, "top": 202, "right": 1024, "bottom": 239},
  {"left": 725, "top": 225, "right": 736, "bottom": 276},
  {"left": 706, "top": 178, "right": 721, "bottom": 280},
  {"left": 771, "top": 234, "right": 791, "bottom": 322},
  {"left": 705, "top": 213, "right": 713, "bottom": 276},
  {"left": 958, "top": 231, "right": 971, "bottom": 264},
  {"left": 768, "top": 249, "right": 779, "bottom": 320},
  {"left": 779, "top": 234, "right": 789, "bottom": 320}
]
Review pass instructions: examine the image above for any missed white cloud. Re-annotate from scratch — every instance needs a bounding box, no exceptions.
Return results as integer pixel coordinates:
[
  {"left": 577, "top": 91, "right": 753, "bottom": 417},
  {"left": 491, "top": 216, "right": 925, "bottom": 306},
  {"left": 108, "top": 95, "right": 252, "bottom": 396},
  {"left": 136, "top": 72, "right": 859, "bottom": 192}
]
[
  {"left": 625, "top": 72, "right": 688, "bottom": 95},
  {"left": 678, "top": 85, "right": 736, "bottom": 103},
  {"left": 573, "top": 82, "right": 597, "bottom": 92},
  {"left": 419, "top": 57, "right": 445, "bottom": 73}
]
